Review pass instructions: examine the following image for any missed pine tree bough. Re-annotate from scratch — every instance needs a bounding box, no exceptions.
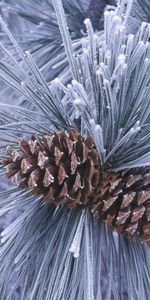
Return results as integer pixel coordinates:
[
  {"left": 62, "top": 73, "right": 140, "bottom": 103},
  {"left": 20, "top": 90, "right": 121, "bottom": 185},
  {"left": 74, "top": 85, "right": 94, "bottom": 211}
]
[{"left": 1, "top": 129, "right": 150, "bottom": 242}]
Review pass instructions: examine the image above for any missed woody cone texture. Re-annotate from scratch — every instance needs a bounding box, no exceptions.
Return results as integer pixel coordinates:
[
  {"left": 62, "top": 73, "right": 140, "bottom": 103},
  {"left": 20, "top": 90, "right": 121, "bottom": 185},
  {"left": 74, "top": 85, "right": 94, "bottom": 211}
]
[
  {"left": 1, "top": 129, "right": 150, "bottom": 242},
  {"left": 92, "top": 169, "right": 150, "bottom": 242},
  {"left": 2, "top": 129, "right": 99, "bottom": 208}
]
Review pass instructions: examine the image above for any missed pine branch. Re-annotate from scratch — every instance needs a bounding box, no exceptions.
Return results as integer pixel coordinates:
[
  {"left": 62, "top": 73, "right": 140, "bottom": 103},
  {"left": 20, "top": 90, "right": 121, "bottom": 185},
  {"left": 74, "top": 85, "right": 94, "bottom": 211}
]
[{"left": 0, "top": 1, "right": 150, "bottom": 299}]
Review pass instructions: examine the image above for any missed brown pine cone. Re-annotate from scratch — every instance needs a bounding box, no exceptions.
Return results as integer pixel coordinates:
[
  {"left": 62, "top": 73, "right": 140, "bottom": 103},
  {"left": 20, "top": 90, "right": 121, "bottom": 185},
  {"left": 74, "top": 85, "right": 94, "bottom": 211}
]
[
  {"left": 1, "top": 129, "right": 150, "bottom": 242},
  {"left": 91, "top": 169, "right": 150, "bottom": 242},
  {"left": 1, "top": 129, "right": 99, "bottom": 208}
]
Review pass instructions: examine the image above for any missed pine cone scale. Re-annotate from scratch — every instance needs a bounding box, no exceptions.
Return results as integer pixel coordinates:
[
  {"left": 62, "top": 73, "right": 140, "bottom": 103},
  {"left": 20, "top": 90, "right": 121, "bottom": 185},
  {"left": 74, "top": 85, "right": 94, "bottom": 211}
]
[{"left": 21, "top": 157, "right": 36, "bottom": 174}]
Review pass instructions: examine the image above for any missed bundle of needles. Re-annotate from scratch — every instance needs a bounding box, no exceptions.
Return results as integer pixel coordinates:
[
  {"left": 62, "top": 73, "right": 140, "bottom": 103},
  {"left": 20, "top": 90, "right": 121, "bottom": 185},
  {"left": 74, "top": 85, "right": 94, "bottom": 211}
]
[{"left": 0, "top": 0, "right": 150, "bottom": 299}]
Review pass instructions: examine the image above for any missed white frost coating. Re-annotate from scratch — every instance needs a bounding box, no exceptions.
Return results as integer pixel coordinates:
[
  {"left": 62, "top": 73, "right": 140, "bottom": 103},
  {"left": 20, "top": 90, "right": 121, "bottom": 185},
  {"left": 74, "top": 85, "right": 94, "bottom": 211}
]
[
  {"left": 69, "top": 209, "right": 85, "bottom": 258},
  {"left": 52, "top": 0, "right": 77, "bottom": 79},
  {"left": 51, "top": 77, "right": 61, "bottom": 86},
  {"left": 54, "top": 256, "right": 71, "bottom": 300},
  {"left": 84, "top": 18, "right": 91, "bottom": 26},
  {"left": 82, "top": 48, "right": 89, "bottom": 56},
  {"left": 84, "top": 211, "right": 95, "bottom": 300},
  {"left": 118, "top": 54, "right": 126, "bottom": 65},
  {"left": 52, "top": 78, "right": 69, "bottom": 95},
  {"left": 112, "top": 15, "right": 122, "bottom": 26},
  {"left": 104, "top": 10, "right": 115, "bottom": 18},
  {"left": 72, "top": 80, "right": 88, "bottom": 103},
  {"left": 73, "top": 98, "right": 86, "bottom": 107},
  {"left": 89, "top": 118, "right": 95, "bottom": 128},
  {"left": 84, "top": 17, "right": 97, "bottom": 69},
  {"left": 73, "top": 98, "right": 87, "bottom": 118},
  {"left": 21, "top": 82, "right": 25, "bottom": 88}
]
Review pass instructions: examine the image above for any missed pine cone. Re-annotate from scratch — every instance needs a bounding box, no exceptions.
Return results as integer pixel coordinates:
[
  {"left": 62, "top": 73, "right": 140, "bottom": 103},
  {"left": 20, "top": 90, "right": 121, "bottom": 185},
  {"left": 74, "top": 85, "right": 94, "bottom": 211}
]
[
  {"left": 91, "top": 169, "right": 150, "bottom": 242},
  {"left": 1, "top": 129, "right": 150, "bottom": 242},
  {"left": 1, "top": 129, "right": 99, "bottom": 208}
]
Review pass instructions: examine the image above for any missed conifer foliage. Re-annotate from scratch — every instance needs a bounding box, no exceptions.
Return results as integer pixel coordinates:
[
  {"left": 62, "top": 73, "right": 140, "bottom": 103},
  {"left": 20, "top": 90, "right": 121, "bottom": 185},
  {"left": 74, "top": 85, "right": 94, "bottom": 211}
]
[{"left": 0, "top": 0, "right": 150, "bottom": 299}]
